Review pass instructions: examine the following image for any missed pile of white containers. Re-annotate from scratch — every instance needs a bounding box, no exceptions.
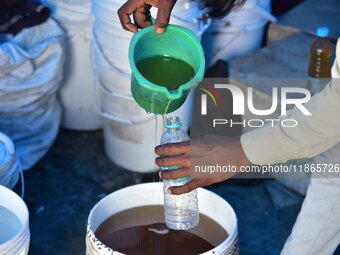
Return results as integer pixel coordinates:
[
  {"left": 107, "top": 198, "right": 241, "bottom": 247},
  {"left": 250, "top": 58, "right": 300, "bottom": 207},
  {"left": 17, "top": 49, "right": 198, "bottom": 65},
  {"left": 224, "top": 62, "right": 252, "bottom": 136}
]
[
  {"left": 0, "top": 19, "right": 64, "bottom": 170},
  {"left": 202, "top": 0, "right": 277, "bottom": 68},
  {"left": 92, "top": 0, "right": 207, "bottom": 172},
  {"left": 42, "top": 0, "right": 102, "bottom": 130}
]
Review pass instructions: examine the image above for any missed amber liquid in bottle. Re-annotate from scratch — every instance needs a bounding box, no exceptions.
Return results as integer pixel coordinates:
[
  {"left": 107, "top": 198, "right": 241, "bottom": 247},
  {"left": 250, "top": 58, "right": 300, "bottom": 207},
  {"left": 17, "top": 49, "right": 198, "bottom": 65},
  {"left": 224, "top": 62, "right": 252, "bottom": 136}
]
[
  {"left": 308, "top": 30, "right": 333, "bottom": 78},
  {"left": 307, "top": 27, "right": 333, "bottom": 94}
]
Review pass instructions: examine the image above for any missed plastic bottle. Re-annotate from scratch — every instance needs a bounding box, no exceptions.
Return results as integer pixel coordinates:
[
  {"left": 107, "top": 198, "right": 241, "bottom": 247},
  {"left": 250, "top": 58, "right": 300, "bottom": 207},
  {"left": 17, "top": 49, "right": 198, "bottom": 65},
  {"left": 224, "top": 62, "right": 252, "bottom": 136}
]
[
  {"left": 308, "top": 27, "right": 333, "bottom": 94},
  {"left": 160, "top": 117, "right": 199, "bottom": 230}
]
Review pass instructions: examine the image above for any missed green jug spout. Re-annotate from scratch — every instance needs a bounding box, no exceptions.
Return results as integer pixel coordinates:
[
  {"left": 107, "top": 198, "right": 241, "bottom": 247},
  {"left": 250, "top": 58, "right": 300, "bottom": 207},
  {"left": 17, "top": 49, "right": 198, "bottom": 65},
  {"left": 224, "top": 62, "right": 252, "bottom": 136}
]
[{"left": 129, "top": 24, "right": 205, "bottom": 115}]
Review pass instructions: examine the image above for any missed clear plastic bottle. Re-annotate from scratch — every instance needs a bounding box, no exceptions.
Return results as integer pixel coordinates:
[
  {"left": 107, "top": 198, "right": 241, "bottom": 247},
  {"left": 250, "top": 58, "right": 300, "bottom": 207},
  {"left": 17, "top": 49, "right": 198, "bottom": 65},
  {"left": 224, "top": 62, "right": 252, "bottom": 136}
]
[
  {"left": 160, "top": 117, "right": 199, "bottom": 230},
  {"left": 307, "top": 27, "right": 333, "bottom": 94}
]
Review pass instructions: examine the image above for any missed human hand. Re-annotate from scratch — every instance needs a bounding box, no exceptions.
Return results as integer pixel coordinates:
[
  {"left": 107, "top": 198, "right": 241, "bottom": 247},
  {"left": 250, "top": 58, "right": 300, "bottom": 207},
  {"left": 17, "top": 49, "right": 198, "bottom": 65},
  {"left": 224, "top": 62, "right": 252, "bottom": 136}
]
[
  {"left": 155, "top": 138, "right": 251, "bottom": 195},
  {"left": 117, "top": 0, "right": 176, "bottom": 33}
]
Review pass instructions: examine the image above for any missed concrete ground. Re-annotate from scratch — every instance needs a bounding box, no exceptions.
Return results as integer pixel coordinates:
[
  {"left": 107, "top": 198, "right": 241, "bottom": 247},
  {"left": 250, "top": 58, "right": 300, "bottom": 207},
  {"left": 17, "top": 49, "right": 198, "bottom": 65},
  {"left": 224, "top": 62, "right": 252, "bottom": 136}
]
[
  {"left": 279, "top": 0, "right": 340, "bottom": 39},
  {"left": 21, "top": 129, "right": 338, "bottom": 255}
]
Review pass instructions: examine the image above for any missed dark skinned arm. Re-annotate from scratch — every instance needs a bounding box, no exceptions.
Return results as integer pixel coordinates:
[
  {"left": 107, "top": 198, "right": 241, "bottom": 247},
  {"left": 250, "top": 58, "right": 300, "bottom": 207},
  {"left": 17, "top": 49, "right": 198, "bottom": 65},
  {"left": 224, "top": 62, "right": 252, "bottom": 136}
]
[{"left": 155, "top": 139, "right": 251, "bottom": 195}]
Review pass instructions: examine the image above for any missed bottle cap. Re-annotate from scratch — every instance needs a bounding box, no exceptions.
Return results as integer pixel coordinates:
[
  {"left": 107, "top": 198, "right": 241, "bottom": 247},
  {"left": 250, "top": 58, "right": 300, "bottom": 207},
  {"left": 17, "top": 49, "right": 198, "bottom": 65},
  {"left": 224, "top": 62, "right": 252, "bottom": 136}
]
[
  {"left": 165, "top": 117, "right": 182, "bottom": 129},
  {"left": 317, "top": 27, "right": 329, "bottom": 37}
]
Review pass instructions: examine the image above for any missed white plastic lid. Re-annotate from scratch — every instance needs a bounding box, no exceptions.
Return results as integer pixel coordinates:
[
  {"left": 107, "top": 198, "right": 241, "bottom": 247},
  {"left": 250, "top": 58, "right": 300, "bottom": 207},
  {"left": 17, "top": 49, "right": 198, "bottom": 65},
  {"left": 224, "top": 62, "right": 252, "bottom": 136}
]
[
  {"left": 317, "top": 27, "right": 329, "bottom": 37},
  {"left": 0, "top": 133, "right": 14, "bottom": 167}
]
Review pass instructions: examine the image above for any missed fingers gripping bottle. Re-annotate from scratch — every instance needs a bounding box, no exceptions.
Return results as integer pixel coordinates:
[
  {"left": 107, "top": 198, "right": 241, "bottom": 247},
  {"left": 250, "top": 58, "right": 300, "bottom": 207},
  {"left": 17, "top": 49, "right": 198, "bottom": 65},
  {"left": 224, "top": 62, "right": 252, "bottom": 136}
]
[{"left": 160, "top": 117, "right": 199, "bottom": 230}]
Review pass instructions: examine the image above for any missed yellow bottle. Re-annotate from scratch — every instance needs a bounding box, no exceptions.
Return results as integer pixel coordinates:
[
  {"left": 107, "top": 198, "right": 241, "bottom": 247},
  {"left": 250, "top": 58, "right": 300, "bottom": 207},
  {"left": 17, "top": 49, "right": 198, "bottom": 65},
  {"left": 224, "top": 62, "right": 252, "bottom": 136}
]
[{"left": 308, "top": 27, "right": 333, "bottom": 93}]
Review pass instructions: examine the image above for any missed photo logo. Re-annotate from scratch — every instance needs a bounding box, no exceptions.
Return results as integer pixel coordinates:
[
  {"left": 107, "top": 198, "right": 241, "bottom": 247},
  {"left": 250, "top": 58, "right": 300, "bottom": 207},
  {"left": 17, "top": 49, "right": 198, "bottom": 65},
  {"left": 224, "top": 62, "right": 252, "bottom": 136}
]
[
  {"left": 199, "top": 85, "right": 223, "bottom": 115},
  {"left": 201, "top": 84, "right": 312, "bottom": 116},
  {"left": 199, "top": 83, "right": 312, "bottom": 128}
]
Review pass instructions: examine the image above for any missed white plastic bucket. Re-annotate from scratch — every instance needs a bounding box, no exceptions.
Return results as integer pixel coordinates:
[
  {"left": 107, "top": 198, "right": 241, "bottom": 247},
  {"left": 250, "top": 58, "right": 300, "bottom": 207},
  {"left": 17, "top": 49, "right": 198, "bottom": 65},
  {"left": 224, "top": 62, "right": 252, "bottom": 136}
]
[
  {"left": 58, "top": 30, "right": 102, "bottom": 130},
  {"left": 202, "top": 0, "right": 277, "bottom": 68},
  {"left": 44, "top": 0, "right": 103, "bottom": 130},
  {"left": 86, "top": 182, "right": 238, "bottom": 255},
  {"left": 91, "top": 30, "right": 131, "bottom": 83},
  {"left": 96, "top": 82, "right": 192, "bottom": 172},
  {"left": 0, "top": 185, "right": 30, "bottom": 255},
  {"left": 0, "top": 132, "right": 21, "bottom": 190}
]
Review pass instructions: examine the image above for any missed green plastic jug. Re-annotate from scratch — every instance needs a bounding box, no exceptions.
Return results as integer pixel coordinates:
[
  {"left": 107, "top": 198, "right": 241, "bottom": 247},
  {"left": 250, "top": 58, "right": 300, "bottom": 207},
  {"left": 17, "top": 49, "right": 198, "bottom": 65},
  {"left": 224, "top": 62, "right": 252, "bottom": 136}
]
[{"left": 129, "top": 24, "right": 205, "bottom": 114}]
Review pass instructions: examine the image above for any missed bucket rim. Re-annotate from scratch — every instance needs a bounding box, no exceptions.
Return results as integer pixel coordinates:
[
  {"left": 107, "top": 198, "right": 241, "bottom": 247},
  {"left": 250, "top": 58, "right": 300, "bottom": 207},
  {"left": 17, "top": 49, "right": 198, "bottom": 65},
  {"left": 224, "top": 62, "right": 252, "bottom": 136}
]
[
  {"left": 128, "top": 24, "right": 205, "bottom": 100},
  {"left": 87, "top": 182, "right": 238, "bottom": 255},
  {"left": 0, "top": 185, "right": 29, "bottom": 249}
]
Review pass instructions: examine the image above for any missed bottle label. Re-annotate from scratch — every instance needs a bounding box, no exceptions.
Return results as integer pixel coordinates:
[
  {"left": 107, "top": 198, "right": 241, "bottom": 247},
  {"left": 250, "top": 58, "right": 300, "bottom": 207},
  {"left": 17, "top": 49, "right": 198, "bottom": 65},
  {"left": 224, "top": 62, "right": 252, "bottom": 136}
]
[{"left": 161, "top": 166, "right": 190, "bottom": 182}]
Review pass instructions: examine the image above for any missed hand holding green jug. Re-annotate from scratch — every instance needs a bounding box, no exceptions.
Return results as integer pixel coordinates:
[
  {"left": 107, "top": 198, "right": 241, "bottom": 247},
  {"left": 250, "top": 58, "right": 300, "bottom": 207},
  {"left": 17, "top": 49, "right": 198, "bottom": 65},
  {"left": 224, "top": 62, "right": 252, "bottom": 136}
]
[
  {"left": 128, "top": 23, "right": 205, "bottom": 114},
  {"left": 118, "top": 0, "right": 176, "bottom": 34}
]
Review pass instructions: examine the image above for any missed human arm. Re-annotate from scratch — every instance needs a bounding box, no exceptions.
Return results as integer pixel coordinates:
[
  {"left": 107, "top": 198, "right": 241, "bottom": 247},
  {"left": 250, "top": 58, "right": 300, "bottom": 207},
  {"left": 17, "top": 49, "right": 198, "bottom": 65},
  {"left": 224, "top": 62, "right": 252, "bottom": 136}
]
[{"left": 241, "top": 39, "right": 340, "bottom": 165}]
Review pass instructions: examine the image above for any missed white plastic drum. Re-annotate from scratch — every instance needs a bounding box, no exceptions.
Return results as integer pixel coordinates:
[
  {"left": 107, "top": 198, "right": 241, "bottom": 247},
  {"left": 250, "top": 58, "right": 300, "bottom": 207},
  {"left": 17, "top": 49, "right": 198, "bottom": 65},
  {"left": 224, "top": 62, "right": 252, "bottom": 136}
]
[
  {"left": 86, "top": 183, "right": 238, "bottom": 255},
  {"left": 0, "top": 185, "right": 30, "bottom": 255}
]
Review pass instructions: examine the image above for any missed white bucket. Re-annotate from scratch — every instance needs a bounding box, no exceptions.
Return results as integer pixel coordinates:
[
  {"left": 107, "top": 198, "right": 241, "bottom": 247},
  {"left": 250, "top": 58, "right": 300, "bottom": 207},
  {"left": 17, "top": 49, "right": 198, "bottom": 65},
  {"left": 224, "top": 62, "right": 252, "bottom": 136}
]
[
  {"left": 202, "top": 0, "right": 277, "bottom": 68},
  {"left": 0, "top": 132, "right": 21, "bottom": 190},
  {"left": 86, "top": 182, "right": 238, "bottom": 255},
  {"left": 95, "top": 78, "right": 192, "bottom": 172},
  {"left": 91, "top": 30, "right": 131, "bottom": 83},
  {"left": 44, "top": 0, "right": 103, "bottom": 130},
  {"left": 59, "top": 30, "right": 102, "bottom": 130},
  {"left": 0, "top": 185, "right": 30, "bottom": 255}
]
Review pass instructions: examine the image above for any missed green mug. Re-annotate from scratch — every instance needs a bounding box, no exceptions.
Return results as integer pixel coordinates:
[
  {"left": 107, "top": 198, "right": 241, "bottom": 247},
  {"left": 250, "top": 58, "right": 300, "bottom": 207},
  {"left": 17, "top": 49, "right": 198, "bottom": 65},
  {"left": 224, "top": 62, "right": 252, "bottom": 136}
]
[{"left": 128, "top": 24, "right": 205, "bottom": 114}]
